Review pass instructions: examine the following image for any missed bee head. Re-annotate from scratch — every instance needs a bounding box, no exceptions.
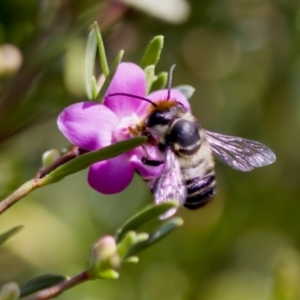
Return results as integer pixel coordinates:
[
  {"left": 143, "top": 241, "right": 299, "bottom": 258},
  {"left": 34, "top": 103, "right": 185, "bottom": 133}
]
[
  {"left": 145, "top": 100, "right": 184, "bottom": 127},
  {"left": 106, "top": 65, "right": 184, "bottom": 144}
]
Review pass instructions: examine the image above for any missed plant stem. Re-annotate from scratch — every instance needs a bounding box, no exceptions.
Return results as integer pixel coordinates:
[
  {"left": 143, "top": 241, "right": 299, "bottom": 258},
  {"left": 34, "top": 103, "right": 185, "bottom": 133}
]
[
  {"left": 0, "top": 146, "right": 88, "bottom": 215},
  {"left": 0, "top": 179, "right": 40, "bottom": 215},
  {"left": 29, "top": 271, "right": 90, "bottom": 300},
  {"left": 38, "top": 146, "right": 87, "bottom": 178}
]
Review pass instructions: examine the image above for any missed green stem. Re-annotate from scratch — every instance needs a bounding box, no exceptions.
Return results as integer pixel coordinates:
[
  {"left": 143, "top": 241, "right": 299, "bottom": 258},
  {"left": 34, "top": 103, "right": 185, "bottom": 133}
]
[
  {"left": 0, "top": 179, "right": 40, "bottom": 215},
  {"left": 0, "top": 146, "right": 84, "bottom": 215},
  {"left": 29, "top": 271, "right": 90, "bottom": 300}
]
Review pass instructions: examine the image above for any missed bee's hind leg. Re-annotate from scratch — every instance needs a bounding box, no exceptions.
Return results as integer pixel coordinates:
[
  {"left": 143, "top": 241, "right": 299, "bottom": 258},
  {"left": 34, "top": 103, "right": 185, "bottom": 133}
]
[{"left": 140, "top": 141, "right": 164, "bottom": 167}]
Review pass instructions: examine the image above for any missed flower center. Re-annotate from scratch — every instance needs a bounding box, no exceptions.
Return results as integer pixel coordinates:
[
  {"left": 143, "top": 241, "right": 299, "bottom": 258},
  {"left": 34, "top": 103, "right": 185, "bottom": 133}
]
[{"left": 113, "top": 113, "right": 142, "bottom": 141}]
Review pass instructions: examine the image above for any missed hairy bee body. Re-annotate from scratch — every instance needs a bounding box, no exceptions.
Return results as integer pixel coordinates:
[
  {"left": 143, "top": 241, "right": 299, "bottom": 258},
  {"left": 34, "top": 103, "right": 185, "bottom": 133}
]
[
  {"left": 144, "top": 102, "right": 215, "bottom": 208},
  {"left": 166, "top": 116, "right": 217, "bottom": 209},
  {"left": 142, "top": 100, "right": 276, "bottom": 211}
]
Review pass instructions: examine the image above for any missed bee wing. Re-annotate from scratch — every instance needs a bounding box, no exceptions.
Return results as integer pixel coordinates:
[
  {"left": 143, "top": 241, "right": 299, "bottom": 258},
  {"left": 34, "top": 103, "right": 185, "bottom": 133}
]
[
  {"left": 152, "top": 148, "right": 187, "bottom": 206},
  {"left": 205, "top": 130, "right": 276, "bottom": 171}
]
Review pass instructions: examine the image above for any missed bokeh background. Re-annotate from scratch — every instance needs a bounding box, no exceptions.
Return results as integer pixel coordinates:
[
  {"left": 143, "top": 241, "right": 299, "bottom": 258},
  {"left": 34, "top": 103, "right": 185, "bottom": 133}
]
[{"left": 0, "top": 0, "right": 300, "bottom": 299}]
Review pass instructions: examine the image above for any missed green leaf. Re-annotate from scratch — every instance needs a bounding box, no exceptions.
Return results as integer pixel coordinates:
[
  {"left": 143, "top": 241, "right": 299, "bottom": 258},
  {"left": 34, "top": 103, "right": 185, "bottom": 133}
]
[
  {"left": 117, "top": 231, "right": 149, "bottom": 261},
  {"left": 93, "top": 21, "right": 109, "bottom": 77},
  {"left": 40, "top": 136, "right": 146, "bottom": 185},
  {"left": 117, "top": 231, "right": 137, "bottom": 259},
  {"left": 85, "top": 27, "right": 97, "bottom": 100},
  {"left": 91, "top": 75, "right": 99, "bottom": 100},
  {"left": 122, "top": 256, "right": 139, "bottom": 263},
  {"left": 140, "top": 36, "right": 164, "bottom": 69},
  {"left": 150, "top": 71, "right": 168, "bottom": 92},
  {"left": 97, "top": 269, "right": 119, "bottom": 280},
  {"left": 115, "top": 202, "right": 179, "bottom": 243},
  {"left": 175, "top": 85, "right": 195, "bottom": 99},
  {"left": 126, "top": 217, "right": 183, "bottom": 257},
  {"left": 97, "top": 50, "right": 124, "bottom": 101},
  {"left": 19, "top": 274, "right": 67, "bottom": 297},
  {"left": 0, "top": 225, "right": 23, "bottom": 247},
  {"left": 144, "top": 65, "right": 155, "bottom": 94}
]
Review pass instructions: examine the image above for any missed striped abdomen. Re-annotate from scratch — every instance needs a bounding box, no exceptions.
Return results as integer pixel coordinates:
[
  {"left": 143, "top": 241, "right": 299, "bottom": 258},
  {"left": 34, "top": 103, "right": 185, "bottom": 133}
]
[
  {"left": 172, "top": 121, "right": 217, "bottom": 210},
  {"left": 164, "top": 115, "right": 217, "bottom": 209},
  {"left": 183, "top": 168, "right": 216, "bottom": 210}
]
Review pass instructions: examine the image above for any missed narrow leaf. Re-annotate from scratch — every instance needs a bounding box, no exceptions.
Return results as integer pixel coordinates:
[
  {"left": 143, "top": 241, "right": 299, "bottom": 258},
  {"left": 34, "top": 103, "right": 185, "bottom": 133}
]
[
  {"left": 117, "top": 231, "right": 137, "bottom": 259},
  {"left": 144, "top": 65, "right": 155, "bottom": 94},
  {"left": 115, "top": 202, "right": 179, "bottom": 243},
  {"left": 122, "top": 256, "right": 139, "bottom": 263},
  {"left": 0, "top": 225, "right": 23, "bottom": 247},
  {"left": 175, "top": 85, "right": 195, "bottom": 99},
  {"left": 93, "top": 21, "right": 109, "bottom": 77},
  {"left": 91, "top": 75, "right": 99, "bottom": 100},
  {"left": 40, "top": 136, "right": 146, "bottom": 185},
  {"left": 97, "top": 50, "right": 124, "bottom": 101},
  {"left": 85, "top": 28, "right": 97, "bottom": 100},
  {"left": 150, "top": 71, "right": 168, "bottom": 92},
  {"left": 19, "top": 274, "right": 67, "bottom": 297},
  {"left": 126, "top": 217, "right": 183, "bottom": 257},
  {"left": 140, "top": 36, "right": 164, "bottom": 69},
  {"left": 98, "top": 269, "right": 119, "bottom": 280},
  {"left": 117, "top": 231, "right": 148, "bottom": 260}
]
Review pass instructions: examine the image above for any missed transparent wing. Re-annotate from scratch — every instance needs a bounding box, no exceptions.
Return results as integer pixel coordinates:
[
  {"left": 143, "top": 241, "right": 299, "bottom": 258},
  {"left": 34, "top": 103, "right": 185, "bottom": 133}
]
[
  {"left": 205, "top": 130, "right": 276, "bottom": 171},
  {"left": 151, "top": 148, "right": 187, "bottom": 206}
]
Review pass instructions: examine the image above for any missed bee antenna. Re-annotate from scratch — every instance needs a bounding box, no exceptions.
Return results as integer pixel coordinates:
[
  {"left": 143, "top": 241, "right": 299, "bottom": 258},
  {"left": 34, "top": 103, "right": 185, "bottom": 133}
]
[
  {"left": 106, "top": 93, "right": 157, "bottom": 107},
  {"left": 167, "top": 64, "right": 176, "bottom": 100}
]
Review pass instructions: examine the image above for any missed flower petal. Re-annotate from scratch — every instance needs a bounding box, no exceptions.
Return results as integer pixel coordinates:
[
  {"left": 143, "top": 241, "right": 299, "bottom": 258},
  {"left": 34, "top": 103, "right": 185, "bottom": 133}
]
[
  {"left": 104, "top": 63, "right": 147, "bottom": 118},
  {"left": 88, "top": 154, "right": 134, "bottom": 194},
  {"left": 57, "top": 102, "right": 119, "bottom": 150},
  {"left": 148, "top": 89, "right": 191, "bottom": 111},
  {"left": 130, "top": 146, "right": 164, "bottom": 179}
]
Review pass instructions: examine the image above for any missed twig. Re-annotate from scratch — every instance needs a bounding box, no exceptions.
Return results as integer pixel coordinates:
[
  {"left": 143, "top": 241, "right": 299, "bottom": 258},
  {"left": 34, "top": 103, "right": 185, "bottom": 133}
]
[
  {"left": 29, "top": 271, "right": 90, "bottom": 300},
  {"left": 0, "top": 179, "right": 40, "bottom": 215},
  {"left": 0, "top": 146, "right": 87, "bottom": 215},
  {"left": 37, "top": 146, "right": 87, "bottom": 178}
]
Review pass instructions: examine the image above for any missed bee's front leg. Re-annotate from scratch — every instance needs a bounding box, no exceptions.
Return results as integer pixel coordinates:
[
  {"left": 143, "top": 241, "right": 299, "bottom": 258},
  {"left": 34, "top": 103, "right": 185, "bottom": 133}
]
[
  {"left": 141, "top": 156, "right": 164, "bottom": 166},
  {"left": 140, "top": 130, "right": 164, "bottom": 166}
]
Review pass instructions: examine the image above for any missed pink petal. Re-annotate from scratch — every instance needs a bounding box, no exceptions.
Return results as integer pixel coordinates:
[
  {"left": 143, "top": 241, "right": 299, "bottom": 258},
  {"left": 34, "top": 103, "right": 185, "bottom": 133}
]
[
  {"left": 148, "top": 89, "right": 191, "bottom": 111},
  {"left": 130, "top": 146, "right": 164, "bottom": 179},
  {"left": 57, "top": 102, "right": 119, "bottom": 150},
  {"left": 104, "top": 63, "right": 147, "bottom": 118},
  {"left": 88, "top": 154, "right": 134, "bottom": 194}
]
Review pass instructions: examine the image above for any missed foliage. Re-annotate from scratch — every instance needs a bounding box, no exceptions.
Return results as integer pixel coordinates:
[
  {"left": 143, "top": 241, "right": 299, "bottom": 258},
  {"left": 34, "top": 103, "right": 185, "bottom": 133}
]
[{"left": 0, "top": 0, "right": 300, "bottom": 299}]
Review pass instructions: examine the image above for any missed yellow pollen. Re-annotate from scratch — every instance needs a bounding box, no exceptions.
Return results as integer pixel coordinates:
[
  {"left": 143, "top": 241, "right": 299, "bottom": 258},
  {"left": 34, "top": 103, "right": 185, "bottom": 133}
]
[{"left": 128, "top": 126, "right": 138, "bottom": 135}]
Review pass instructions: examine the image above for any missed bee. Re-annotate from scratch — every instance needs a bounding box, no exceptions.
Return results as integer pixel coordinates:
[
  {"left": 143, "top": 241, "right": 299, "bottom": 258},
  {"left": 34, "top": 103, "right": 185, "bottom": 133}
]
[
  {"left": 140, "top": 99, "right": 276, "bottom": 210},
  {"left": 108, "top": 88, "right": 276, "bottom": 212}
]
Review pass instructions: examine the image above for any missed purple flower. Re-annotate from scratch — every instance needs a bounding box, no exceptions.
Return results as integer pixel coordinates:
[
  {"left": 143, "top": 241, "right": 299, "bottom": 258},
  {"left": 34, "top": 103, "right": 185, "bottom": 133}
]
[{"left": 57, "top": 62, "right": 190, "bottom": 194}]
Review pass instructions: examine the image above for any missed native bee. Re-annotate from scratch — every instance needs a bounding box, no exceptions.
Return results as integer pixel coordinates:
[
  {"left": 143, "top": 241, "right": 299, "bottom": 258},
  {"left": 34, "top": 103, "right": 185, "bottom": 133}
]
[
  {"left": 107, "top": 91, "right": 276, "bottom": 212},
  {"left": 140, "top": 99, "right": 276, "bottom": 210}
]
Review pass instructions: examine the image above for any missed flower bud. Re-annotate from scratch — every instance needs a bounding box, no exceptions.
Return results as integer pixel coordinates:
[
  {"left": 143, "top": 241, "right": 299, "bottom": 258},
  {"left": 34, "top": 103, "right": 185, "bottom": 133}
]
[
  {"left": 42, "top": 149, "right": 61, "bottom": 168},
  {"left": 88, "top": 235, "right": 120, "bottom": 279},
  {"left": 0, "top": 282, "right": 20, "bottom": 300},
  {"left": 91, "top": 235, "right": 117, "bottom": 261}
]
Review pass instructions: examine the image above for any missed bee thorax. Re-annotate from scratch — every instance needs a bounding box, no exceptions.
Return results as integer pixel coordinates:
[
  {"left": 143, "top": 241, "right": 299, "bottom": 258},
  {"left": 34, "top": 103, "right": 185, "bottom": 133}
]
[{"left": 167, "top": 119, "right": 201, "bottom": 155}]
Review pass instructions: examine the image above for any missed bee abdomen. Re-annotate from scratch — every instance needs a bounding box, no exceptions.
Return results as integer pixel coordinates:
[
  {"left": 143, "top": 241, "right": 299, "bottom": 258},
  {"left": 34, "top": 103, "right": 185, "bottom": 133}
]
[{"left": 184, "top": 173, "right": 217, "bottom": 210}]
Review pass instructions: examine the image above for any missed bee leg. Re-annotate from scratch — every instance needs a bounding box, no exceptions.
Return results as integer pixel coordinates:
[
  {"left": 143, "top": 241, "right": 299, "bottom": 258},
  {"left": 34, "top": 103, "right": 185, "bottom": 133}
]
[
  {"left": 142, "top": 156, "right": 164, "bottom": 167},
  {"left": 141, "top": 131, "right": 157, "bottom": 145}
]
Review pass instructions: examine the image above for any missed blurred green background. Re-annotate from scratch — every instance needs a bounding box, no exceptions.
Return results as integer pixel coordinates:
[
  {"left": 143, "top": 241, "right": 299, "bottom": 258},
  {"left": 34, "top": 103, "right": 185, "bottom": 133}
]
[{"left": 0, "top": 0, "right": 300, "bottom": 299}]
